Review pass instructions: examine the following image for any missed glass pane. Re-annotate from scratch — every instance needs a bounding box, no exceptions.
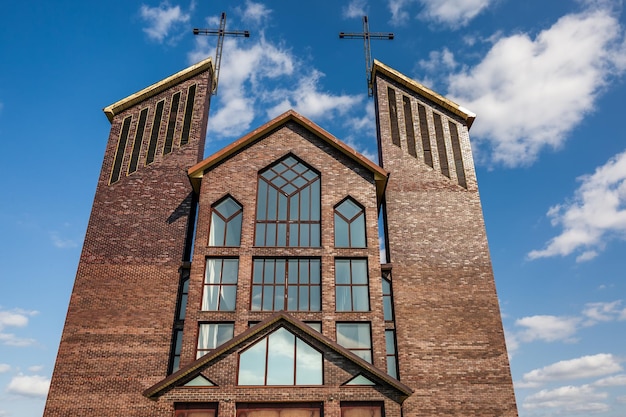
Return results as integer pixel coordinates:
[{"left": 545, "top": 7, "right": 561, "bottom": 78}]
[
  {"left": 264, "top": 260, "right": 275, "bottom": 283},
  {"left": 282, "top": 183, "right": 297, "bottom": 196},
  {"left": 300, "top": 187, "right": 310, "bottom": 220},
  {"left": 337, "top": 199, "right": 361, "bottom": 219},
  {"left": 217, "top": 197, "right": 240, "bottom": 218},
  {"left": 217, "top": 324, "right": 234, "bottom": 346},
  {"left": 287, "top": 285, "right": 298, "bottom": 311},
  {"left": 336, "top": 323, "right": 371, "bottom": 349},
  {"left": 256, "top": 180, "right": 268, "bottom": 220},
  {"left": 299, "top": 286, "right": 309, "bottom": 310},
  {"left": 385, "top": 330, "right": 396, "bottom": 354},
  {"left": 335, "top": 260, "right": 350, "bottom": 284},
  {"left": 276, "top": 223, "right": 287, "bottom": 246},
  {"left": 354, "top": 350, "right": 372, "bottom": 363},
  {"left": 253, "top": 260, "right": 264, "bottom": 283},
  {"left": 278, "top": 194, "right": 288, "bottom": 220},
  {"left": 336, "top": 287, "right": 351, "bottom": 311},
  {"left": 205, "top": 259, "right": 222, "bottom": 284},
  {"left": 310, "top": 285, "right": 320, "bottom": 311},
  {"left": 310, "top": 260, "right": 320, "bottom": 284},
  {"left": 178, "top": 293, "right": 187, "bottom": 320},
  {"left": 311, "top": 180, "right": 320, "bottom": 220},
  {"left": 282, "top": 168, "right": 296, "bottom": 181},
  {"left": 251, "top": 286, "right": 262, "bottom": 310},
  {"left": 289, "top": 195, "right": 299, "bottom": 222},
  {"left": 202, "top": 285, "right": 218, "bottom": 310},
  {"left": 266, "top": 328, "right": 295, "bottom": 385},
  {"left": 209, "top": 214, "right": 225, "bottom": 246},
  {"left": 267, "top": 187, "right": 277, "bottom": 220},
  {"left": 272, "top": 175, "right": 287, "bottom": 189},
  {"left": 387, "top": 356, "right": 397, "bottom": 378},
  {"left": 310, "top": 224, "right": 320, "bottom": 246},
  {"left": 239, "top": 339, "right": 267, "bottom": 385},
  {"left": 295, "top": 339, "right": 322, "bottom": 385},
  {"left": 255, "top": 223, "right": 265, "bottom": 246},
  {"left": 299, "top": 261, "right": 309, "bottom": 284},
  {"left": 334, "top": 214, "right": 349, "bottom": 247},
  {"left": 288, "top": 260, "right": 298, "bottom": 283},
  {"left": 300, "top": 224, "right": 309, "bottom": 247},
  {"left": 275, "top": 285, "right": 285, "bottom": 309},
  {"left": 350, "top": 214, "right": 366, "bottom": 247},
  {"left": 307, "top": 322, "right": 322, "bottom": 332},
  {"left": 219, "top": 286, "right": 237, "bottom": 311},
  {"left": 225, "top": 213, "right": 242, "bottom": 246},
  {"left": 275, "top": 259, "right": 286, "bottom": 284},
  {"left": 351, "top": 260, "right": 368, "bottom": 284},
  {"left": 262, "top": 286, "right": 274, "bottom": 310},
  {"left": 382, "top": 278, "right": 391, "bottom": 294},
  {"left": 222, "top": 259, "right": 239, "bottom": 283},
  {"left": 289, "top": 224, "right": 298, "bottom": 247},
  {"left": 352, "top": 286, "right": 369, "bottom": 311},
  {"left": 383, "top": 296, "right": 393, "bottom": 321},
  {"left": 266, "top": 223, "right": 276, "bottom": 246}
]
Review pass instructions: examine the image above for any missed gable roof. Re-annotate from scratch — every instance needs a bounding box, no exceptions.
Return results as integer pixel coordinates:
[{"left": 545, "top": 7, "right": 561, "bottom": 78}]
[
  {"left": 188, "top": 110, "right": 389, "bottom": 204},
  {"left": 103, "top": 57, "right": 214, "bottom": 122},
  {"left": 372, "top": 59, "right": 476, "bottom": 129},
  {"left": 143, "top": 311, "right": 412, "bottom": 402}
]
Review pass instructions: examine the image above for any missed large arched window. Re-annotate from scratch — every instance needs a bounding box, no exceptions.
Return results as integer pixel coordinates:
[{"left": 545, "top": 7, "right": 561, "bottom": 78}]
[
  {"left": 334, "top": 198, "right": 366, "bottom": 247},
  {"left": 209, "top": 196, "right": 242, "bottom": 246},
  {"left": 238, "top": 327, "right": 322, "bottom": 385},
  {"left": 255, "top": 156, "right": 320, "bottom": 247}
]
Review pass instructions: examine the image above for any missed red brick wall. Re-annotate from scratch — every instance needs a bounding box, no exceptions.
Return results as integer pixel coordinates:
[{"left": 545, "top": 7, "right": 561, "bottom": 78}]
[
  {"left": 43, "top": 67, "right": 212, "bottom": 417},
  {"left": 374, "top": 73, "right": 518, "bottom": 416}
]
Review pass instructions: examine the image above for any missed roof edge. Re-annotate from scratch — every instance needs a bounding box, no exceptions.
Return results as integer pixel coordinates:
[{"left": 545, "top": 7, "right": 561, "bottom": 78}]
[
  {"left": 372, "top": 59, "right": 476, "bottom": 129},
  {"left": 103, "top": 57, "right": 214, "bottom": 122}
]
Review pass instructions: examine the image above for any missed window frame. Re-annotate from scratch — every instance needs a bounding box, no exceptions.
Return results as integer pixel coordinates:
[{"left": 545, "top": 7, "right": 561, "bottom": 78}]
[
  {"left": 334, "top": 197, "right": 367, "bottom": 248},
  {"left": 336, "top": 322, "right": 373, "bottom": 363},
  {"left": 208, "top": 195, "right": 243, "bottom": 247},
  {"left": 201, "top": 258, "right": 239, "bottom": 311},
  {"left": 196, "top": 322, "right": 235, "bottom": 359},
  {"left": 335, "top": 258, "right": 370, "bottom": 312},
  {"left": 254, "top": 155, "right": 321, "bottom": 247}
]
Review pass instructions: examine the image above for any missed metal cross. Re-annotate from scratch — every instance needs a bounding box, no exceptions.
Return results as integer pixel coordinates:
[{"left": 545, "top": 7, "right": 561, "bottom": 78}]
[
  {"left": 339, "top": 16, "right": 394, "bottom": 97},
  {"left": 193, "top": 12, "right": 250, "bottom": 95}
]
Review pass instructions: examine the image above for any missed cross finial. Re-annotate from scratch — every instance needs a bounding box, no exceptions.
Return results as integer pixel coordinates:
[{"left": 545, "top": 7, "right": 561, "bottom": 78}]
[
  {"left": 193, "top": 12, "right": 250, "bottom": 95},
  {"left": 340, "top": 16, "right": 394, "bottom": 97}
]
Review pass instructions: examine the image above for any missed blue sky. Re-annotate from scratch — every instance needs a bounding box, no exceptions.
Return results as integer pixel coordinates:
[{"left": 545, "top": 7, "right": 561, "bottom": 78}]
[{"left": 1, "top": 0, "right": 626, "bottom": 416}]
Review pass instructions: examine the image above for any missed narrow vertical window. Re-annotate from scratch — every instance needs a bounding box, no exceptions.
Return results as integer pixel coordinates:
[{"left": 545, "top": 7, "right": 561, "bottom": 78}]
[
  {"left": 387, "top": 87, "right": 401, "bottom": 147},
  {"left": 335, "top": 259, "right": 369, "bottom": 312},
  {"left": 209, "top": 197, "right": 242, "bottom": 246},
  {"left": 433, "top": 113, "right": 449, "bottom": 178},
  {"left": 382, "top": 274, "right": 394, "bottom": 321},
  {"left": 163, "top": 92, "right": 181, "bottom": 155},
  {"left": 202, "top": 259, "right": 238, "bottom": 311},
  {"left": 110, "top": 115, "right": 132, "bottom": 185},
  {"left": 449, "top": 121, "right": 467, "bottom": 188},
  {"left": 180, "top": 84, "right": 196, "bottom": 146},
  {"left": 255, "top": 156, "right": 320, "bottom": 247},
  {"left": 334, "top": 198, "right": 366, "bottom": 248},
  {"left": 170, "top": 329, "right": 183, "bottom": 372},
  {"left": 197, "top": 323, "right": 234, "bottom": 358},
  {"left": 128, "top": 107, "right": 148, "bottom": 174},
  {"left": 385, "top": 330, "right": 398, "bottom": 379},
  {"left": 403, "top": 96, "right": 417, "bottom": 157},
  {"left": 145, "top": 100, "right": 164, "bottom": 165},
  {"left": 251, "top": 258, "right": 321, "bottom": 312},
  {"left": 418, "top": 104, "right": 433, "bottom": 167},
  {"left": 336, "top": 323, "right": 372, "bottom": 363}
]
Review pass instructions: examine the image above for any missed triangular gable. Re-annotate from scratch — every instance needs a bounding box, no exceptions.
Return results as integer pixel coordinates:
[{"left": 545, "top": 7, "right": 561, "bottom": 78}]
[
  {"left": 372, "top": 59, "right": 476, "bottom": 128},
  {"left": 143, "top": 311, "right": 412, "bottom": 401},
  {"left": 187, "top": 110, "right": 389, "bottom": 204}
]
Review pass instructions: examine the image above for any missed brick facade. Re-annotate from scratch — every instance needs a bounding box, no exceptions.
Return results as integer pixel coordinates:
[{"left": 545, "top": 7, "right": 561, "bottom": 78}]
[{"left": 44, "top": 58, "right": 517, "bottom": 417}]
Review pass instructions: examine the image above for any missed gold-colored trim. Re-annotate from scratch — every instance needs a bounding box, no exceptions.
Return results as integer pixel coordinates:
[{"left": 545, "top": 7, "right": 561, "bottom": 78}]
[
  {"left": 103, "top": 57, "right": 213, "bottom": 123},
  {"left": 372, "top": 59, "right": 476, "bottom": 128}
]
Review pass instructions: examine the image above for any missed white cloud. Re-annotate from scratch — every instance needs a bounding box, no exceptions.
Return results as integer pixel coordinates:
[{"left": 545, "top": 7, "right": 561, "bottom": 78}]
[
  {"left": 387, "top": 0, "right": 415, "bottom": 24},
  {"left": 50, "top": 231, "right": 78, "bottom": 249},
  {"left": 7, "top": 374, "right": 50, "bottom": 398},
  {"left": 0, "top": 308, "right": 38, "bottom": 346},
  {"left": 28, "top": 365, "right": 44, "bottom": 373},
  {"left": 514, "top": 315, "right": 581, "bottom": 343},
  {"left": 528, "top": 149, "right": 626, "bottom": 261},
  {"left": 582, "top": 300, "right": 624, "bottom": 323},
  {"left": 593, "top": 374, "right": 626, "bottom": 387},
  {"left": 0, "top": 364, "right": 10, "bottom": 373},
  {"left": 0, "top": 311, "right": 29, "bottom": 330},
  {"left": 448, "top": 7, "right": 626, "bottom": 167},
  {"left": 418, "top": 48, "right": 457, "bottom": 74},
  {"left": 140, "top": 2, "right": 190, "bottom": 43},
  {"left": 344, "top": 0, "right": 368, "bottom": 18},
  {"left": 239, "top": 1, "right": 271, "bottom": 25},
  {"left": 0, "top": 332, "right": 36, "bottom": 347},
  {"left": 519, "top": 354, "right": 622, "bottom": 387},
  {"left": 523, "top": 384, "right": 609, "bottom": 413},
  {"left": 418, "top": 0, "right": 493, "bottom": 27}
]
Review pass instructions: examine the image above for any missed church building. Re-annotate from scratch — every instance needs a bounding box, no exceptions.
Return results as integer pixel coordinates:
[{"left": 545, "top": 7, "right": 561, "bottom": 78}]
[{"left": 43, "top": 56, "right": 518, "bottom": 416}]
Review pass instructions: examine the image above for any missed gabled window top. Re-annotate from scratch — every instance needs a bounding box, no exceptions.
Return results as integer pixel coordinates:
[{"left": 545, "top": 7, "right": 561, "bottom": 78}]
[
  {"left": 255, "top": 156, "right": 321, "bottom": 247},
  {"left": 334, "top": 198, "right": 366, "bottom": 248},
  {"left": 209, "top": 196, "right": 242, "bottom": 247}
]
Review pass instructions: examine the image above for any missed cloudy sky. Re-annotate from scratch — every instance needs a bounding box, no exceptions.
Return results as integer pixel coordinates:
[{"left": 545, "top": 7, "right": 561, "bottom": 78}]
[{"left": 1, "top": 0, "right": 626, "bottom": 416}]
